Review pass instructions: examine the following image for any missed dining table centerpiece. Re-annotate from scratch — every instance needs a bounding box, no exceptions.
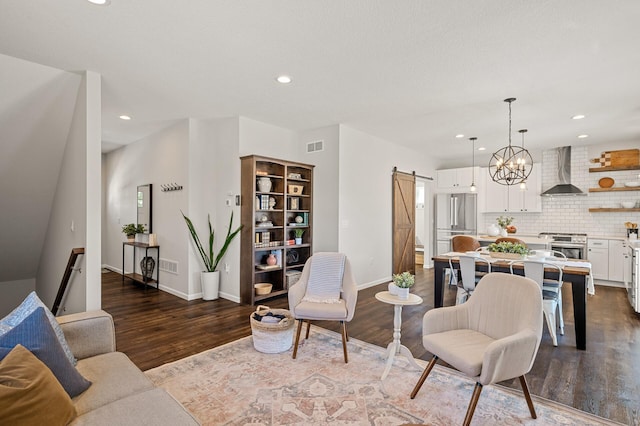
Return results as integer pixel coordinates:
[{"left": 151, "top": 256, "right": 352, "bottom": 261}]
[{"left": 486, "top": 241, "right": 529, "bottom": 259}]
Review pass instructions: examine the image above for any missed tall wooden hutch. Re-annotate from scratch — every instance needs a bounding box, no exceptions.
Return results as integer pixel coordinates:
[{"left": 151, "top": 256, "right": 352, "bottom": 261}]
[{"left": 240, "top": 155, "right": 314, "bottom": 305}]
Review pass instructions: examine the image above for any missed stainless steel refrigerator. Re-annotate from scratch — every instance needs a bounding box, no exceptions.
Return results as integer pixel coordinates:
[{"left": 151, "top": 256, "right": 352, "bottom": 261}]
[{"left": 434, "top": 193, "right": 477, "bottom": 255}]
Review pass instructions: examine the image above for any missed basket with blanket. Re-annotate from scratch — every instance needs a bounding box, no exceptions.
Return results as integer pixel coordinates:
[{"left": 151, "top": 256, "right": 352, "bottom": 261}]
[{"left": 249, "top": 305, "right": 295, "bottom": 353}]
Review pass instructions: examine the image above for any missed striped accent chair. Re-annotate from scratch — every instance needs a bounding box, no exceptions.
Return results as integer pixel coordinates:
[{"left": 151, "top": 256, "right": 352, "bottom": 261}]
[{"left": 288, "top": 253, "right": 358, "bottom": 363}]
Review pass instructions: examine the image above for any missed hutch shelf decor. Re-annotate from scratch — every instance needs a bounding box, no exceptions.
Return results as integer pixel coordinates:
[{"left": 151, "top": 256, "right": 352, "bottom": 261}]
[{"left": 240, "top": 155, "right": 314, "bottom": 305}]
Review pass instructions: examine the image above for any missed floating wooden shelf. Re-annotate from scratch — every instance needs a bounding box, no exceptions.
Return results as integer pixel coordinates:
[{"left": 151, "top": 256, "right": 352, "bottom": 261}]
[
  {"left": 589, "top": 165, "right": 640, "bottom": 173},
  {"left": 589, "top": 187, "right": 640, "bottom": 192},
  {"left": 588, "top": 208, "right": 640, "bottom": 212}
]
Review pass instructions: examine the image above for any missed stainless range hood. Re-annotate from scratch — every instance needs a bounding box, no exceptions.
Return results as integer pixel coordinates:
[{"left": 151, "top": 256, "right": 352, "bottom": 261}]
[{"left": 541, "top": 146, "right": 586, "bottom": 196}]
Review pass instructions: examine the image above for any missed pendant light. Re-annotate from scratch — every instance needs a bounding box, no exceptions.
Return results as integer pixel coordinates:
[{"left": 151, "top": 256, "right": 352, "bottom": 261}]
[
  {"left": 518, "top": 129, "right": 529, "bottom": 190},
  {"left": 488, "top": 98, "right": 533, "bottom": 186},
  {"left": 469, "top": 137, "right": 477, "bottom": 192}
]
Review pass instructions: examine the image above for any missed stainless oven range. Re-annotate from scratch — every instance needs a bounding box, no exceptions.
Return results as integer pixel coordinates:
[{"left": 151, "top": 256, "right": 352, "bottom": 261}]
[{"left": 538, "top": 232, "right": 588, "bottom": 260}]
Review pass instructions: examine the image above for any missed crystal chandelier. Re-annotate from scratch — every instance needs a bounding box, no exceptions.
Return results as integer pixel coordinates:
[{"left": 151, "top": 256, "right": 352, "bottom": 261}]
[{"left": 488, "top": 98, "right": 533, "bottom": 186}]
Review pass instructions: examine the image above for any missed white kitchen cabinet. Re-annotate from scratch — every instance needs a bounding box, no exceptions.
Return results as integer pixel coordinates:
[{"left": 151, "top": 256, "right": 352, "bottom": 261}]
[
  {"left": 482, "top": 164, "right": 541, "bottom": 212},
  {"left": 588, "top": 239, "right": 609, "bottom": 280},
  {"left": 483, "top": 169, "right": 509, "bottom": 212},
  {"left": 437, "top": 167, "right": 477, "bottom": 192},
  {"left": 608, "top": 240, "right": 626, "bottom": 282},
  {"left": 508, "top": 166, "right": 542, "bottom": 212}
]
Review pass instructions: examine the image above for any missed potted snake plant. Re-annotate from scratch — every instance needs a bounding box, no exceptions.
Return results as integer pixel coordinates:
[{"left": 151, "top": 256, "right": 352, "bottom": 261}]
[{"left": 181, "top": 211, "right": 242, "bottom": 300}]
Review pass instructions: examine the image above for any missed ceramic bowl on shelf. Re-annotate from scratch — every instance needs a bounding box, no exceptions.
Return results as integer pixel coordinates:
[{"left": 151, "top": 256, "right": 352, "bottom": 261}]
[
  {"left": 624, "top": 181, "right": 640, "bottom": 187},
  {"left": 621, "top": 201, "right": 635, "bottom": 208},
  {"left": 598, "top": 177, "right": 615, "bottom": 188}
]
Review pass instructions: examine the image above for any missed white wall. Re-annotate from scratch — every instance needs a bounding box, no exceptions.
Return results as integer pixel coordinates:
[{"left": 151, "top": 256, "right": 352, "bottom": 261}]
[
  {"left": 298, "top": 125, "right": 340, "bottom": 252},
  {"left": 338, "top": 125, "right": 436, "bottom": 287},
  {"left": 36, "top": 71, "right": 101, "bottom": 314},
  {"left": 0, "top": 279, "right": 35, "bottom": 317},
  {"left": 480, "top": 143, "right": 640, "bottom": 238},
  {"left": 103, "top": 121, "right": 190, "bottom": 298}
]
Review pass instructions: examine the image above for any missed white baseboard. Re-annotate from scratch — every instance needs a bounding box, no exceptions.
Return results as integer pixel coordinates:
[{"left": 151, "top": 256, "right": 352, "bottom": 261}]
[
  {"left": 357, "top": 278, "right": 390, "bottom": 291},
  {"left": 218, "top": 291, "right": 240, "bottom": 303},
  {"left": 102, "top": 264, "right": 121, "bottom": 274},
  {"left": 593, "top": 280, "right": 626, "bottom": 289}
]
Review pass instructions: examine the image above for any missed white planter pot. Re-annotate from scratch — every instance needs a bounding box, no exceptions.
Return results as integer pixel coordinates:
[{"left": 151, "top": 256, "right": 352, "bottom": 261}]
[
  {"left": 295, "top": 237, "right": 302, "bottom": 245},
  {"left": 201, "top": 271, "right": 220, "bottom": 301},
  {"left": 397, "top": 287, "right": 410, "bottom": 300},
  {"left": 500, "top": 228, "right": 508, "bottom": 237},
  {"left": 388, "top": 282, "right": 399, "bottom": 295}
]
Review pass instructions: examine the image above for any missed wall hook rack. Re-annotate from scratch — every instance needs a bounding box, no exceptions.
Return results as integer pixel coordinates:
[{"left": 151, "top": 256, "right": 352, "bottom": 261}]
[{"left": 161, "top": 183, "right": 183, "bottom": 192}]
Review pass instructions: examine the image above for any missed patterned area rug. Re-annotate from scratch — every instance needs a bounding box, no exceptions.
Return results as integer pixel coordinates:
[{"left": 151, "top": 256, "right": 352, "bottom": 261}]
[{"left": 146, "top": 327, "right": 619, "bottom": 425}]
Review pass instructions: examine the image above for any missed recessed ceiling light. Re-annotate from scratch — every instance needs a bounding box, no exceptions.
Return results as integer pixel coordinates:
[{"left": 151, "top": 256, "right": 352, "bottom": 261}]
[
  {"left": 276, "top": 75, "right": 292, "bottom": 84},
  {"left": 119, "top": 115, "right": 131, "bottom": 120},
  {"left": 87, "top": 0, "right": 110, "bottom": 5},
  {"left": 572, "top": 114, "right": 586, "bottom": 120},
  {"left": 455, "top": 134, "right": 464, "bottom": 138},
  {"left": 578, "top": 134, "right": 589, "bottom": 139},
  {"left": 478, "top": 147, "right": 486, "bottom": 151}
]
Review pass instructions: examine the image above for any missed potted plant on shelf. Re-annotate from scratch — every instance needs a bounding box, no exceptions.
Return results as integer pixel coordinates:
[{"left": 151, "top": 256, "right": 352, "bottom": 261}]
[
  {"left": 486, "top": 241, "right": 529, "bottom": 259},
  {"left": 496, "top": 216, "right": 516, "bottom": 236},
  {"left": 122, "top": 223, "right": 146, "bottom": 242},
  {"left": 293, "top": 228, "right": 304, "bottom": 245},
  {"left": 181, "top": 211, "right": 243, "bottom": 301},
  {"left": 391, "top": 271, "right": 415, "bottom": 300}
]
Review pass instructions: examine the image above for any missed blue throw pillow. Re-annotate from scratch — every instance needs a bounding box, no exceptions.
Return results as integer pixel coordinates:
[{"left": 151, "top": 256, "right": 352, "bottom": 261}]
[
  {"left": 0, "top": 307, "right": 91, "bottom": 398},
  {"left": 0, "top": 291, "right": 76, "bottom": 366}
]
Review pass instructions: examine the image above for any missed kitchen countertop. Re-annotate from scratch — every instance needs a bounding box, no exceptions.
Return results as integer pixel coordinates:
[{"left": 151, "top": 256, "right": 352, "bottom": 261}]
[{"left": 475, "top": 235, "right": 551, "bottom": 246}]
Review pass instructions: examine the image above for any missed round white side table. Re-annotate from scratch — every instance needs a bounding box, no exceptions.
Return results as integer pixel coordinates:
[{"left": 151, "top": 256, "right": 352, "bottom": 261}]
[{"left": 375, "top": 290, "right": 423, "bottom": 380}]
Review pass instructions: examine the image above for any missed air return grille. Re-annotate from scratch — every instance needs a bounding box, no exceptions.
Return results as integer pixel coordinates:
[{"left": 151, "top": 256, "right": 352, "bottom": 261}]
[
  {"left": 159, "top": 258, "right": 178, "bottom": 275},
  {"left": 306, "top": 140, "right": 324, "bottom": 153}
]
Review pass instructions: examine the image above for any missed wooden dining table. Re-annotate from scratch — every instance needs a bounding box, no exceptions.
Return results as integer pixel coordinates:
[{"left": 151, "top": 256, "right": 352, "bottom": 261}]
[{"left": 432, "top": 255, "right": 591, "bottom": 350}]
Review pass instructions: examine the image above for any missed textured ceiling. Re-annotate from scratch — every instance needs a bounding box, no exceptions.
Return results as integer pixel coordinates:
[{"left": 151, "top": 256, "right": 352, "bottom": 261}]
[{"left": 0, "top": 0, "right": 639, "bottom": 165}]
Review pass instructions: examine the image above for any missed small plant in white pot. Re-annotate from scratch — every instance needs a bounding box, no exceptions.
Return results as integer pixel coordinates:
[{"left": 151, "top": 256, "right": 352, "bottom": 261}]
[
  {"left": 181, "top": 211, "right": 242, "bottom": 300},
  {"left": 122, "top": 223, "right": 145, "bottom": 242},
  {"left": 391, "top": 271, "right": 415, "bottom": 300},
  {"left": 293, "top": 228, "right": 304, "bottom": 245}
]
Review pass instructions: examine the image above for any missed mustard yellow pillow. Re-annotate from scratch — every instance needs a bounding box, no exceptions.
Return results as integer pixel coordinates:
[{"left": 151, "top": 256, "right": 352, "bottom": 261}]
[{"left": 0, "top": 344, "right": 76, "bottom": 426}]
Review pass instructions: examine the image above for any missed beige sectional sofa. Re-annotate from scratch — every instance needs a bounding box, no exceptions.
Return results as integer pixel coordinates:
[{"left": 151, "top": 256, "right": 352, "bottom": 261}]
[{"left": 57, "top": 310, "right": 199, "bottom": 425}]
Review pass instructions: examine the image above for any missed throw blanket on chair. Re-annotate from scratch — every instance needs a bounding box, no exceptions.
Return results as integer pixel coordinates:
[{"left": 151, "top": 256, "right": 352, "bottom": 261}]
[{"left": 302, "top": 252, "right": 346, "bottom": 304}]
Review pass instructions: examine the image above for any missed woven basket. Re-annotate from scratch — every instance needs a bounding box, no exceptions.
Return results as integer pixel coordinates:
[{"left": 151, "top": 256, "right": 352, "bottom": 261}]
[{"left": 250, "top": 305, "right": 295, "bottom": 354}]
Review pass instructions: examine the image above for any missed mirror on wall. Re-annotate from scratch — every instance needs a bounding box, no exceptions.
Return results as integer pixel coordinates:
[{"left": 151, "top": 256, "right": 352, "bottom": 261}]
[{"left": 137, "top": 184, "right": 152, "bottom": 233}]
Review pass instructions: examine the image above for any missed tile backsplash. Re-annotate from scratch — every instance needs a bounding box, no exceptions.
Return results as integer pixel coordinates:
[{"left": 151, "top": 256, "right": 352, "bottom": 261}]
[{"left": 481, "top": 146, "right": 640, "bottom": 238}]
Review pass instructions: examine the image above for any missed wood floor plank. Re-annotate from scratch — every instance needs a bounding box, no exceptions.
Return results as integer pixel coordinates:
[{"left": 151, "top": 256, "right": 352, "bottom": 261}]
[{"left": 102, "top": 268, "right": 639, "bottom": 425}]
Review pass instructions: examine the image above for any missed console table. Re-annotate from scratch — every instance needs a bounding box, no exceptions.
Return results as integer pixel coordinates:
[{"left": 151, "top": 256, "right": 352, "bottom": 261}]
[{"left": 122, "top": 242, "right": 160, "bottom": 289}]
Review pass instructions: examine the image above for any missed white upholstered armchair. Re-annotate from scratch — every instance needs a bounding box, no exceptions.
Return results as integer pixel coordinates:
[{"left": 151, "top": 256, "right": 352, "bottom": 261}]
[
  {"left": 288, "top": 253, "right": 358, "bottom": 363},
  {"left": 411, "top": 272, "right": 543, "bottom": 425}
]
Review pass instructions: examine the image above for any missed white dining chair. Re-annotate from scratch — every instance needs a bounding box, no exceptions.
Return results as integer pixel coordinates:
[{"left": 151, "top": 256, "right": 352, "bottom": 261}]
[
  {"left": 510, "top": 260, "right": 563, "bottom": 346},
  {"left": 449, "top": 255, "right": 491, "bottom": 304}
]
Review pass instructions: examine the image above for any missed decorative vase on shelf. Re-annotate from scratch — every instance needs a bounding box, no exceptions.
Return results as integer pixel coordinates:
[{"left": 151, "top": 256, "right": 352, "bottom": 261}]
[
  {"left": 266, "top": 254, "right": 277, "bottom": 266},
  {"left": 397, "top": 287, "right": 410, "bottom": 300},
  {"left": 487, "top": 224, "right": 499, "bottom": 236},
  {"left": 500, "top": 228, "right": 508, "bottom": 237},
  {"left": 257, "top": 177, "right": 272, "bottom": 193},
  {"left": 140, "top": 256, "right": 155, "bottom": 279}
]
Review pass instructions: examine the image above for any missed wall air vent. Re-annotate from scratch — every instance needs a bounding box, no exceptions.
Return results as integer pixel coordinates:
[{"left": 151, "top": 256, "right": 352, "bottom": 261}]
[
  {"left": 159, "top": 258, "right": 178, "bottom": 275},
  {"left": 306, "top": 140, "right": 324, "bottom": 153}
]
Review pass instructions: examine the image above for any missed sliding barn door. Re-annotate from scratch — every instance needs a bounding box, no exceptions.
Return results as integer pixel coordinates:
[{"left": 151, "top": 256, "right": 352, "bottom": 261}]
[{"left": 392, "top": 170, "right": 416, "bottom": 275}]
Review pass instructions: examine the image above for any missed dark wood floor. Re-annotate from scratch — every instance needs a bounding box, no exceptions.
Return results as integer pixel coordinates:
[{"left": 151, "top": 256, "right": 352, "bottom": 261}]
[{"left": 102, "top": 268, "right": 640, "bottom": 425}]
